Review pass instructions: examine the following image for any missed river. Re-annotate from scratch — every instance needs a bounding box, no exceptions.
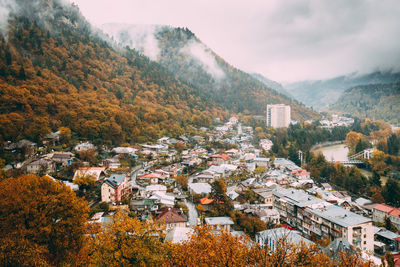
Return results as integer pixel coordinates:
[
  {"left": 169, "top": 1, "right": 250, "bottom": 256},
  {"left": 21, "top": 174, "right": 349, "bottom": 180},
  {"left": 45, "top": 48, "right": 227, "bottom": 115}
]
[{"left": 312, "top": 143, "right": 349, "bottom": 162}]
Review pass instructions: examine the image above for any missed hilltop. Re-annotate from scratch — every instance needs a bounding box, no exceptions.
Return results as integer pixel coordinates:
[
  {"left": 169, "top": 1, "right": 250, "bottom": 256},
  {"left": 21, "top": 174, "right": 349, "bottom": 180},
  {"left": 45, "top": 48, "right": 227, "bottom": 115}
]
[
  {"left": 330, "top": 82, "right": 400, "bottom": 124},
  {"left": 102, "top": 24, "right": 319, "bottom": 120}
]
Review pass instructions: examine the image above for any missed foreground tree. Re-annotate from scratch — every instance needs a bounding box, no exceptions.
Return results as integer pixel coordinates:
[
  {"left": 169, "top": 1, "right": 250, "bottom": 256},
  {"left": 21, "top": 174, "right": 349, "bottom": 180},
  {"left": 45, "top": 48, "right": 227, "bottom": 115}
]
[
  {"left": 0, "top": 175, "right": 89, "bottom": 266},
  {"left": 88, "top": 211, "right": 168, "bottom": 266}
]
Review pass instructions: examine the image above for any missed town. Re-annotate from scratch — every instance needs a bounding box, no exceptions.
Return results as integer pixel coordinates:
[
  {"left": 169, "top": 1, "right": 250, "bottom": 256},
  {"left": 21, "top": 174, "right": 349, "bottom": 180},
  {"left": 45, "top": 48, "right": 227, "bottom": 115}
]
[{"left": 2, "top": 104, "right": 399, "bottom": 266}]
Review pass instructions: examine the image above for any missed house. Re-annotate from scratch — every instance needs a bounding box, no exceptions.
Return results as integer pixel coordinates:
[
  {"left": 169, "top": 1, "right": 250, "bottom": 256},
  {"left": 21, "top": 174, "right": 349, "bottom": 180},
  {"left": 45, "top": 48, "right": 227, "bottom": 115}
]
[
  {"left": 200, "top": 197, "right": 214, "bottom": 210},
  {"left": 101, "top": 174, "right": 132, "bottom": 203},
  {"left": 51, "top": 152, "right": 74, "bottom": 166},
  {"left": 74, "top": 142, "right": 95, "bottom": 152},
  {"left": 193, "top": 171, "right": 216, "bottom": 183},
  {"left": 73, "top": 167, "right": 106, "bottom": 181},
  {"left": 375, "top": 229, "right": 400, "bottom": 252},
  {"left": 188, "top": 183, "right": 212, "bottom": 195},
  {"left": 226, "top": 190, "right": 239, "bottom": 201},
  {"left": 26, "top": 158, "right": 55, "bottom": 175},
  {"left": 255, "top": 208, "right": 280, "bottom": 225},
  {"left": 256, "top": 227, "right": 314, "bottom": 251},
  {"left": 226, "top": 149, "right": 239, "bottom": 157},
  {"left": 321, "top": 183, "right": 333, "bottom": 191},
  {"left": 137, "top": 172, "right": 162, "bottom": 184},
  {"left": 111, "top": 147, "right": 138, "bottom": 157},
  {"left": 210, "top": 154, "right": 231, "bottom": 165},
  {"left": 104, "top": 156, "right": 121, "bottom": 169},
  {"left": 254, "top": 157, "right": 270, "bottom": 168},
  {"left": 204, "top": 217, "right": 234, "bottom": 232},
  {"left": 323, "top": 238, "right": 355, "bottom": 260},
  {"left": 252, "top": 188, "right": 274, "bottom": 206},
  {"left": 149, "top": 191, "right": 175, "bottom": 207},
  {"left": 373, "top": 204, "right": 400, "bottom": 231},
  {"left": 43, "top": 131, "right": 60, "bottom": 145},
  {"left": 291, "top": 169, "right": 310, "bottom": 180},
  {"left": 145, "top": 184, "right": 167, "bottom": 194},
  {"left": 154, "top": 207, "right": 187, "bottom": 230}
]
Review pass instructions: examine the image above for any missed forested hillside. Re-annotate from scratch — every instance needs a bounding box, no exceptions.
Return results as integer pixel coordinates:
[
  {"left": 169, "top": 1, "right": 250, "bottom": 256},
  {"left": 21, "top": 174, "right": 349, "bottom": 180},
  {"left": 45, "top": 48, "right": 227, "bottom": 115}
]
[
  {"left": 330, "top": 83, "right": 400, "bottom": 124},
  {"left": 0, "top": 0, "right": 228, "bottom": 145},
  {"left": 102, "top": 24, "right": 319, "bottom": 120}
]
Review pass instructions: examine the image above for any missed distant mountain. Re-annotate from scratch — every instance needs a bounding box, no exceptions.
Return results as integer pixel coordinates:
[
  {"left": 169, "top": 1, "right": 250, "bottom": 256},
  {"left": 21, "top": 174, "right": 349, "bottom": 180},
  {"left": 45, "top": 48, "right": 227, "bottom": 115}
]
[
  {"left": 102, "top": 24, "right": 319, "bottom": 120},
  {"left": 251, "top": 73, "right": 293, "bottom": 98},
  {"left": 330, "top": 83, "right": 400, "bottom": 123},
  {"left": 285, "top": 71, "right": 400, "bottom": 110}
]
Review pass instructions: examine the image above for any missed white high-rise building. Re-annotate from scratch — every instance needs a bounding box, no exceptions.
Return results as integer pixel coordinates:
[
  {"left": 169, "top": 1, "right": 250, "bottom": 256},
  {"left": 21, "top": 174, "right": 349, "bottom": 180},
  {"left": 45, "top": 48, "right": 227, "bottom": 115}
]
[{"left": 266, "top": 104, "right": 291, "bottom": 128}]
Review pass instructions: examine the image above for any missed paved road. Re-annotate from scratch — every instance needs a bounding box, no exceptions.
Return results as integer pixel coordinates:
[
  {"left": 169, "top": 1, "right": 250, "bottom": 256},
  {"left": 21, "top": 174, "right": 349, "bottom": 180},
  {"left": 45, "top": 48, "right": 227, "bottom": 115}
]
[{"left": 184, "top": 199, "right": 199, "bottom": 226}]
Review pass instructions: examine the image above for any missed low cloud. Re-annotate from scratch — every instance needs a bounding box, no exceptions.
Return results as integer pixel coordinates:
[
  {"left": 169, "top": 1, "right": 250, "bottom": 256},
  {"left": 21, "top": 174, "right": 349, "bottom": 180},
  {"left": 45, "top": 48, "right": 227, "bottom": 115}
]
[
  {"left": 61, "top": 0, "right": 400, "bottom": 82},
  {"left": 181, "top": 40, "right": 225, "bottom": 80},
  {"left": 102, "top": 24, "right": 161, "bottom": 61}
]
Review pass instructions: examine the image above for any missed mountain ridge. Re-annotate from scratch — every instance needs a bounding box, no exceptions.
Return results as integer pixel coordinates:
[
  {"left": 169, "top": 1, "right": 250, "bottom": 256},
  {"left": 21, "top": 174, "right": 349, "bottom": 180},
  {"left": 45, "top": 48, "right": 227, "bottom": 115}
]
[
  {"left": 285, "top": 71, "right": 400, "bottom": 110},
  {"left": 101, "top": 23, "right": 320, "bottom": 120}
]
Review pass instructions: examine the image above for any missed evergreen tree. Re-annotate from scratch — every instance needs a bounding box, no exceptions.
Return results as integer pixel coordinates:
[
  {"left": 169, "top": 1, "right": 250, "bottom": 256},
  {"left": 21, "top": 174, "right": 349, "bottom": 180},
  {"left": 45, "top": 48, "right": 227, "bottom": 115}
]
[
  {"left": 382, "top": 178, "right": 400, "bottom": 207},
  {"left": 18, "top": 66, "right": 26, "bottom": 80},
  {"left": 370, "top": 171, "right": 381, "bottom": 187}
]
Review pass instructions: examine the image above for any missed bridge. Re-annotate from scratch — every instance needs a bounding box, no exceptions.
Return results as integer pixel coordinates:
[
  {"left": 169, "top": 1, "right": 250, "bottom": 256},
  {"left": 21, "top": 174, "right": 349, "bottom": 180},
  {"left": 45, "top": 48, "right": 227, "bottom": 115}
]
[{"left": 333, "top": 148, "right": 375, "bottom": 165}]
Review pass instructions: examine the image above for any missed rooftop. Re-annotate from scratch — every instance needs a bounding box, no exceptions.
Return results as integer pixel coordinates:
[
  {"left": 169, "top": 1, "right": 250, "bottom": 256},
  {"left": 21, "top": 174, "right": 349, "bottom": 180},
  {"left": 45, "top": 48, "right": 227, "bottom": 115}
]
[{"left": 205, "top": 217, "right": 234, "bottom": 225}]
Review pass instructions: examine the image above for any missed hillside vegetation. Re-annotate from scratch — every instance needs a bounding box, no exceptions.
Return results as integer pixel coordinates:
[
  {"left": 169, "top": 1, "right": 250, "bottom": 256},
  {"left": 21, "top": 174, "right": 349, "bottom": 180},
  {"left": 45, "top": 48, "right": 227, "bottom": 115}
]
[
  {"left": 0, "top": 0, "right": 228, "bottom": 145},
  {"left": 330, "top": 83, "right": 400, "bottom": 124}
]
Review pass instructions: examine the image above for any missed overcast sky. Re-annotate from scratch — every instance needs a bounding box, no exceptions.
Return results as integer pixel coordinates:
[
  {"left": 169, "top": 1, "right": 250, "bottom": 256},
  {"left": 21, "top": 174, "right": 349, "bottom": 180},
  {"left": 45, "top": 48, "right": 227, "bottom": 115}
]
[{"left": 70, "top": 0, "right": 400, "bottom": 83}]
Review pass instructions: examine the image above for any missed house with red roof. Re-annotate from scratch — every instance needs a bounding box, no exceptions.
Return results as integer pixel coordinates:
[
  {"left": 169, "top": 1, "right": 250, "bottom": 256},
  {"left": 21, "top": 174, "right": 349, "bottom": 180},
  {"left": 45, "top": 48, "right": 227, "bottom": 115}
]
[
  {"left": 210, "top": 154, "right": 231, "bottom": 165},
  {"left": 137, "top": 172, "right": 162, "bottom": 184},
  {"left": 154, "top": 207, "right": 187, "bottom": 230},
  {"left": 291, "top": 169, "right": 311, "bottom": 180},
  {"left": 373, "top": 204, "right": 400, "bottom": 231}
]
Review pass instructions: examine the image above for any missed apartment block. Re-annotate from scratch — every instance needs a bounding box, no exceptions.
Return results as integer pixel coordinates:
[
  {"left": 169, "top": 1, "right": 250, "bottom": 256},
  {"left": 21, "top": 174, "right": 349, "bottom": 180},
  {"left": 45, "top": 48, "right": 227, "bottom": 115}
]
[
  {"left": 272, "top": 187, "right": 373, "bottom": 252},
  {"left": 266, "top": 104, "right": 291, "bottom": 128}
]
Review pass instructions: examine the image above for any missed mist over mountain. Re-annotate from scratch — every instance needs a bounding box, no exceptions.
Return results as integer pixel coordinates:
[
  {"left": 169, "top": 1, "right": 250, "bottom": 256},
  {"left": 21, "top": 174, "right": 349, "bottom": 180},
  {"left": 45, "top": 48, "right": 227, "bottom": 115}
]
[
  {"left": 101, "top": 23, "right": 319, "bottom": 120},
  {"left": 285, "top": 71, "right": 400, "bottom": 110}
]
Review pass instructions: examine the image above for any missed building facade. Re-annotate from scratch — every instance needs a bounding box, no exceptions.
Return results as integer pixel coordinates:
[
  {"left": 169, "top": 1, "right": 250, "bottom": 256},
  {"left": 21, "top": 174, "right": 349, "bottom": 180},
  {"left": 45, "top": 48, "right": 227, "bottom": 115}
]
[
  {"left": 266, "top": 104, "right": 291, "bottom": 128},
  {"left": 272, "top": 187, "right": 374, "bottom": 252}
]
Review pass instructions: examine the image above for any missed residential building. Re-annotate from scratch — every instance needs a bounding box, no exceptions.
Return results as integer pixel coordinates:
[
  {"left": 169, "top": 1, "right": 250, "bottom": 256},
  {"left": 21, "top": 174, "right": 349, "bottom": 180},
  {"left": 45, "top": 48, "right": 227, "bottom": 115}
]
[
  {"left": 154, "top": 207, "right": 187, "bottom": 230},
  {"left": 272, "top": 187, "right": 374, "bottom": 252},
  {"left": 204, "top": 217, "right": 234, "bottom": 232},
  {"left": 256, "top": 227, "right": 314, "bottom": 251},
  {"left": 373, "top": 204, "right": 400, "bottom": 231},
  {"left": 101, "top": 174, "right": 132, "bottom": 203},
  {"left": 51, "top": 152, "right": 74, "bottom": 166},
  {"left": 266, "top": 104, "right": 291, "bottom": 128},
  {"left": 26, "top": 158, "right": 55, "bottom": 175}
]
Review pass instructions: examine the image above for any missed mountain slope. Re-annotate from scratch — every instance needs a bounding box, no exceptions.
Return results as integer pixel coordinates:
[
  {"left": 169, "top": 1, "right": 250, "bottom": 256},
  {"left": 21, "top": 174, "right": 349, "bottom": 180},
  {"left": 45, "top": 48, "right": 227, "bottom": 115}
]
[
  {"left": 102, "top": 24, "right": 319, "bottom": 120},
  {"left": 0, "top": 0, "right": 228, "bottom": 145},
  {"left": 329, "top": 83, "right": 400, "bottom": 123},
  {"left": 285, "top": 71, "right": 400, "bottom": 110},
  {"left": 251, "top": 73, "right": 293, "bottom": 98}
]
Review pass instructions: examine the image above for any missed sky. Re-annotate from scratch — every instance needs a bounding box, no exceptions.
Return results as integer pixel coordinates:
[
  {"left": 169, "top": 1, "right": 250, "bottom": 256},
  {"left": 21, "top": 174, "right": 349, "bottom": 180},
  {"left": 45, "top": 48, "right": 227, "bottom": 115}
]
[{"left": 69, "top": 0, "right": 400, "bottom": 83}]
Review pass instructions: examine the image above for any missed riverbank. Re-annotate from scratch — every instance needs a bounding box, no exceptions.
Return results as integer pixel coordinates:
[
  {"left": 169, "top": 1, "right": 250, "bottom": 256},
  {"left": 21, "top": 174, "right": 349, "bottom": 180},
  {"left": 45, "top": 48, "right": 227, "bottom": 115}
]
[{"left": 310, "top": 140, "right": 346, "bottom": 151}]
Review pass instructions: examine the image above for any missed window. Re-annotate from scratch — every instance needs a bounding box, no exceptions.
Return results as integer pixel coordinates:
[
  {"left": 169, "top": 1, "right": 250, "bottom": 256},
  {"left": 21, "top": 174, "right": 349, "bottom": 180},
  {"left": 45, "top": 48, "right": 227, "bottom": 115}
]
[
  {"left": 364, "top": 234, "right": 366, "bottom": 238},
  {"left": 364, "top": 241, "right": 366, "bottom": 245}
]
